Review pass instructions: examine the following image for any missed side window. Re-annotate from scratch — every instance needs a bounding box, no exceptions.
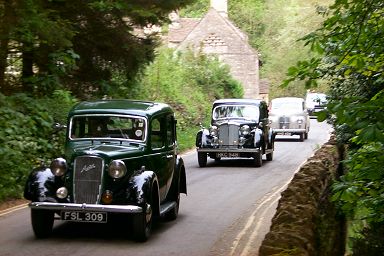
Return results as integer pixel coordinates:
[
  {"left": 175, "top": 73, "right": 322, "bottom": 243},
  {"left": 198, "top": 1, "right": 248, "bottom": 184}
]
[
  {"left": 166, "top": 115, "right": 175, "bottom": 146},
  {"left": 151, "top": 117, "right": 164, "bottom": 149}
]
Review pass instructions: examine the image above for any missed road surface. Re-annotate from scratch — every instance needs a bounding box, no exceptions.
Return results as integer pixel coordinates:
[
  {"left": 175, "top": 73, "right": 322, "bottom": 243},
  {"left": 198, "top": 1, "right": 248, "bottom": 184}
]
[{"left": 0, "top": 119, "right": 331, "bottom": 256}]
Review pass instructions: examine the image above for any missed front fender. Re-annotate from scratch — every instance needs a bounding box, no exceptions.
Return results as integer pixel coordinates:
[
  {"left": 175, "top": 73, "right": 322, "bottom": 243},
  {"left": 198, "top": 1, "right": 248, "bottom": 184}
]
[
  {"left": 254, "top": 128, "right": 263, "bottom": 148},
  {"left": 269, "top": 128, "right": 274, "bottom": 143},
  {"left": 128, "top": 170, "right": 159, "bottom": 209},
  {"left": 23, "top": 166, "right": 58, "bottom": 202}
]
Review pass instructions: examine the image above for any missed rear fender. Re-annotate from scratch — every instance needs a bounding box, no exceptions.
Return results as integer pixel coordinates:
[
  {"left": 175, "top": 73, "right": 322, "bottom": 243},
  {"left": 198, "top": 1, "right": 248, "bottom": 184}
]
[{"left": 175, "top": 156, "right": 187, "bottom": 195}]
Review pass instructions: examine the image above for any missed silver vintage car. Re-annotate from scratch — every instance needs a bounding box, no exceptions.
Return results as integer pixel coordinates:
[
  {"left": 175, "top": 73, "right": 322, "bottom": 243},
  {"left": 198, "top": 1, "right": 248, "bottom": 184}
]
[
  {"left": 269, "top": 97, "right": 310, "bottom": 141},
  {"left": 195, "top": 99, "right": 274, "bottom": 167}
]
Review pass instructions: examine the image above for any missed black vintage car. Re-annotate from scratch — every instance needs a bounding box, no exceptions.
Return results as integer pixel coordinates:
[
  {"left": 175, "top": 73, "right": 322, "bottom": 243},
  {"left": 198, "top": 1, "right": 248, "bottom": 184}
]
[
  {"left": 195, "top": 99, "right": 274, "bottom": 167},
  {"left": 24, "top": 99, "right": 187, "bottom": 242}
]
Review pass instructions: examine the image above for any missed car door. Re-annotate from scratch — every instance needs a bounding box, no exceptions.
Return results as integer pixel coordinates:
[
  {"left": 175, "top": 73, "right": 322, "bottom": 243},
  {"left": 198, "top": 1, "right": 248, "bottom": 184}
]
[{"left": 149, "top": 114, "right": 175, "bottom": 201}]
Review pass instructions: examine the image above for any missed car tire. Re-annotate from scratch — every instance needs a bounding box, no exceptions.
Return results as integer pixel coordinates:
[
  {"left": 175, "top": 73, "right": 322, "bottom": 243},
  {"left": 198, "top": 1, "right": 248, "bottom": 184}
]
[
  {"left": 31, "top": 209, "right": 54, "bottom": 238},
  {"left": 253, "top": 151, "right": 262, "bottom": 167},
  {"left": 299, "top": 133, "right": 304, "bottom": 142},
  {"left": 133, "top": 202, "right": 153, "bottom": 242},
  {"left": 304, "top": 132, "right": 308, "bottom": 140},
  {"left": 164, "top": 178, "right": 180, "bottom": 221},
  {"left": 198, "top": 152, "right": 207, "bottom": 167},
  {"left": 266, "top": 141, "right": 274, "bottom": 161}
]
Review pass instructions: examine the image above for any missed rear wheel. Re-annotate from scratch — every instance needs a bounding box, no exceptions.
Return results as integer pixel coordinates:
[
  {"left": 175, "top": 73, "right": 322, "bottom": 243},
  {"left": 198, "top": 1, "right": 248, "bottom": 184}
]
[
  {"left": 299, "top": 133, "right": 304, "bottom": 142},
  {"left": 304, "top": 132, "right": 308, "bottom": 140},
  {"left": 31, "top": 209, "right": 54, "bottom": 238},
  {"left": 133, "top": 202, "right": 153, "bottom": 242},
  {"left": 198, "top": 152, "right": 207, "bottom": 167}
]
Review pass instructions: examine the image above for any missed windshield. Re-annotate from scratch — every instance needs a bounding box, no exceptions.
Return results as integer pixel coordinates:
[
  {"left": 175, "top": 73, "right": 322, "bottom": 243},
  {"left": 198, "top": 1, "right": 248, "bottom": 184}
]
[
  {"left": 306, "top": 93, "right": 327, "bottom": 107},
  {"left": 69, "top": 115, "right": 147, "bottom": 142},
  {"left": 270, "top": 100, "right": 304, "bottom": 114},
  {"left": 212, "top": 104, "right": 260, "bottom": 121}
]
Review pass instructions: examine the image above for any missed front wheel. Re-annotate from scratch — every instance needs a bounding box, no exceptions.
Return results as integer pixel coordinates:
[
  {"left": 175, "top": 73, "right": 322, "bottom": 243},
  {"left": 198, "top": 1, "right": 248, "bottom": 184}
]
[
  {"left": 133, "top": 203, "right": 153, "bottom": 242},
  {"left": 198, "top": 152, "right": 207, "bottom": 167},
  {"left": 253, "top": 151, "right": 262, "bottom": 167},
  {"left": 31, "top": 209, "right": 54, "bottom": 238}
]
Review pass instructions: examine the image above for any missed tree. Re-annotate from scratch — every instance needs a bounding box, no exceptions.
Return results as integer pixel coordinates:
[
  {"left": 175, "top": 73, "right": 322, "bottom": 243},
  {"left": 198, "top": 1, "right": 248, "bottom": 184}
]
[
  {"left": 0, "top": 0, "right": 195, "bottom": 98},
  {"left": 284, "top": 0, "right": 384, "bottom": 252}
]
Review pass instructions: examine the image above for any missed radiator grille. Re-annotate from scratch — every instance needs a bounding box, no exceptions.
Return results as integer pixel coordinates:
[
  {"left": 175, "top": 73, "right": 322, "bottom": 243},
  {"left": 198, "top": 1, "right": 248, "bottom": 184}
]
[
  {"left": 279, "top": 116, "right": 290, "bottom": 129},
  {"left": 73, "top": 156, "right": 103, "bottom": 204},
  {"left": 219, "top": 124, "right": 239, "bottom": 146}
]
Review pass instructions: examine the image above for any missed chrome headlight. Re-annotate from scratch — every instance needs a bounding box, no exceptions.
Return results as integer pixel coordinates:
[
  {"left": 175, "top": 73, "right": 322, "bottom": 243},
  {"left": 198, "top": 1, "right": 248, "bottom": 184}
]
[
  {"left": 50, "top": 158, "right": 67, "bottom": 176},
  {"left": 56, "top": 187, "right": 68, "bottom": 199},
  {"left": 108, "top": 160, "right": 127, "bottom": 179},
  {"left": 209, "top": 126, "right": 218, "bottom": 136},
  {"left": 240, "top": 125, "right": 250, "bottom": 136}
]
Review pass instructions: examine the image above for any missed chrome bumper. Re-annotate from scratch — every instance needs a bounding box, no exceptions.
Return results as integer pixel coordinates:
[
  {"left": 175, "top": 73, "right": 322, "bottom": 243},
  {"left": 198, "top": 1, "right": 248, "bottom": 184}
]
[
  {"left": 29, "top": 202, "right": 143, "bottom": 213},
  {"left": 197, "top": 147, "right": 260, "bottom": 153},
  {"left": 273, "top": 128, "right": 306, "bottom": 134}
]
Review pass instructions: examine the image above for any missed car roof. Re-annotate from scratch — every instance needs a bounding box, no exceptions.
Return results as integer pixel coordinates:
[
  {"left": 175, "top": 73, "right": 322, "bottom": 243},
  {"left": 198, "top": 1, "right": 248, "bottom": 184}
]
[
  {"left": 213, "top": 98, "right": 265, "bottom": 106},
  {"left": 68, "top": 99, "right": 173, "bottom": 118}
]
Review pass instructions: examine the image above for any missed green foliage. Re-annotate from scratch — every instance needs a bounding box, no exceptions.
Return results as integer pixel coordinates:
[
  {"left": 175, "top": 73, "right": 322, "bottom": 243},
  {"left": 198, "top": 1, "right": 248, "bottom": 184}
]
[
  {"left": 0, "top": 91, "right": 76, "bottom": 202},
  {"left": 258, "top": 0, "right": 332, "bottom": 98},
  {"left": 179, "top": 0, "right": 209, "bottom": 18},
  {"left": 1, "top": 0, "right": 195, "bottom": 98},
  {"left": 282, "top": 0, "right": 384, "bottom": 252},
  {"left": 228, "top": 0, "right": 265, "bottom": 49},
  {"left": 111, "top": 47, "right": 243, "bottom": 150}
]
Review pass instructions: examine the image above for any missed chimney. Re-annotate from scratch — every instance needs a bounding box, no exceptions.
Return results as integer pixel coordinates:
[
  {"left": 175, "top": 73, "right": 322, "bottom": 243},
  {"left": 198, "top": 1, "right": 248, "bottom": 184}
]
[{"left": 210, "top": 0, "right": 228, "bottom": 17}]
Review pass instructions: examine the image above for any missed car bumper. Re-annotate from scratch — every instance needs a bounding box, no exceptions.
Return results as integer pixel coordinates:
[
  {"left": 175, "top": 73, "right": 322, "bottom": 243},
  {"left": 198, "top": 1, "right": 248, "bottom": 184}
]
[
  {"left": 273, "top": 128, "right": 306, "bottom": 134},
  {"left": 197, "top": 147, "right": 260, "bottom": 153},
  {"left": 29, "top": 202, "right": 143, "bottom": 213}
]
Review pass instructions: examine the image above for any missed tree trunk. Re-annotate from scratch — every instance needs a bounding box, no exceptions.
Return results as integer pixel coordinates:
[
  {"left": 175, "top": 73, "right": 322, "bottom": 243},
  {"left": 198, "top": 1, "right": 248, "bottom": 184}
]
[
  {"left": 21, "top": 45, "right": 34, "bottom": 93},
  {"left": 0, "top": 0, "right": 16, "bottom": 95}
]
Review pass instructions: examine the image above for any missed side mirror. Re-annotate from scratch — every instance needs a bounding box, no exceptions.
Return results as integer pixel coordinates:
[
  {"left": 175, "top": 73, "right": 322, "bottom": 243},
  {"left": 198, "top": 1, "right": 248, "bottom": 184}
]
[{"left": 52, "top": 123, "right": 67, "bottom": 130}]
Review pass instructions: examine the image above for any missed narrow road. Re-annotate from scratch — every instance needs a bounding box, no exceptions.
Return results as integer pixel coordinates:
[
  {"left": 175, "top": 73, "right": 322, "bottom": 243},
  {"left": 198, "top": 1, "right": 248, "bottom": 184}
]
[{"left": 0, "top": 119, "right": 331, "bottom": 256}]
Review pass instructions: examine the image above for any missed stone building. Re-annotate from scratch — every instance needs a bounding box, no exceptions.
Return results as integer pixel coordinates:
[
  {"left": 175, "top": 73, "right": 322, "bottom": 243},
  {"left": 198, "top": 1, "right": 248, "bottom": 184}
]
[{"left": 167, "top": 0, "right": 265, "bottom": 99}]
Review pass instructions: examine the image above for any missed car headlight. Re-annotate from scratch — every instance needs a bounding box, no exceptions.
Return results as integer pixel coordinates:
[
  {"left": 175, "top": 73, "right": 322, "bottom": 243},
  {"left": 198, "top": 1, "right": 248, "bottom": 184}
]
[
  {"left": 50, "top": 158, "right": 67, "bottom": 176},
  {"left": 240, "top": 125, "right": 250, "bottom": 136},
  {"left": 108, "top": 160, "right": 127, "bottom": 179},
  {"left": 209, "top": 126, "right": 218, "bottom": 136},
  {"left": 56, "top": 187, "right": 68, "bottom": 199}
]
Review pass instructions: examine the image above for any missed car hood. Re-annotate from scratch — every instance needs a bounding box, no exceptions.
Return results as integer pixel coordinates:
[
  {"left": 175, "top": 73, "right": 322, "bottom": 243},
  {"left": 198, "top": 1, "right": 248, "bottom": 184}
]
[
  {"left": 270, "top": 110, "right": 304, "bottom": 116},
  {"left": 66, "top": 140, "right": 145, "bottom": 159},
  {"left": 213, "top": 118, "right": 258, "bottom": 126}
]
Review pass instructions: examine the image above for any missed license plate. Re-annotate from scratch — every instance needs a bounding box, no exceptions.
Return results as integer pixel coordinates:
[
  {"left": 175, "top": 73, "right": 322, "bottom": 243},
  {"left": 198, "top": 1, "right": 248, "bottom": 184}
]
[
  {"left": 61, "top": 211, "right": 107, "bottom": 223},
  {"left": 217, "top": 152, "right": 239, "bottom": 158}
]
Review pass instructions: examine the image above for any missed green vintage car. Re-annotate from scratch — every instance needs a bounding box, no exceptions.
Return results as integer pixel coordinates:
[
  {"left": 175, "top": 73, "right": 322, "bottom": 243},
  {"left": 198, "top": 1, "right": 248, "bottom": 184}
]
[{"left": 24, "top": 99, "right": 187, "bottom": 242}]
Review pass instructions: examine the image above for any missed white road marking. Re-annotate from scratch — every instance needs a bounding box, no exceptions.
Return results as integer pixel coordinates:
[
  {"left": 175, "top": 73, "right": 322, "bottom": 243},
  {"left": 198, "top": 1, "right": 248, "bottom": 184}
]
[
  {"left": 230, "top": 160, "right": 307, "bottom": 256},
  {"left": 0, "top": 203, "right": 28, "bottom": 217}
]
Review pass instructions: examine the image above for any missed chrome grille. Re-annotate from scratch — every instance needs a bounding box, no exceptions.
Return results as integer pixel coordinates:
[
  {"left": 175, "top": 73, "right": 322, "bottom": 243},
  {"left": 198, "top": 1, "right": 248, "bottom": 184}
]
[
  {"left": 73, "top": 156, "right": 103, "bottom": 204},
  {"left": 279, "top": 116, "right": 290, "bottom": 129},
  {"left": 219, "top": 124, "right": 239, "bottom": 146}
]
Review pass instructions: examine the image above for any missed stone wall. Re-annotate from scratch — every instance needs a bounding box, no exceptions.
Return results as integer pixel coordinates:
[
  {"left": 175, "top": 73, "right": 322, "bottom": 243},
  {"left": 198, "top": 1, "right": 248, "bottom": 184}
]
[{"left": 259, "top": 136, "right": 346, "bottom": 256}]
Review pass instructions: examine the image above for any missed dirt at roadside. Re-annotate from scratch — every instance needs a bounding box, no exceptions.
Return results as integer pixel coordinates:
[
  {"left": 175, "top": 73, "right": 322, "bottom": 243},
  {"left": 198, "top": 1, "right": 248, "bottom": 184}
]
[{"left": 0, "top": 198, "right": 29, "bottom": 212}]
